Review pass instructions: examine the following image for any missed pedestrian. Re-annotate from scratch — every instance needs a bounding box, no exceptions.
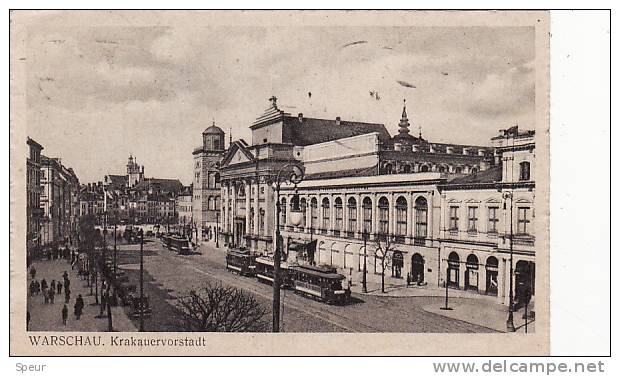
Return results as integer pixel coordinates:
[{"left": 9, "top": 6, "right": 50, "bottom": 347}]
[
  {"left": 61, "top": 304, "right": 68, "bottom": 325},
  {"left": 64, "top": 278, "right": 70, "bottom": 293},
  {"left": 57, "top": 281, "right": 63, "bottom": 295},
  {"left": 74, "top": 294, "right": 84, "bottom": 320},
  {"left": 29, "top": 266, "right": 36, "bottom": 280},
  {"left": 35, "top": 280, "right": 40, "bottom": 295},
  {"left": 40, "top": 278, "right": 47, "bottom": 291},
  {"left": 64, "top": 288, "right": 71, "bottom": 304},
  {"left": 63, "top": 271, "right": 68, "bottom": 281},
  {"left": 29, "top": 280, "right": 37, "bottom": 297},
  {"left": 48, "top": 287, "right": 55, "bottom": 304},
  {"left": 50, "top": 279, "right": 56, "bottom": 293},
  {"left": 406, "top": 272, "right": 411, "bottom": 287}
]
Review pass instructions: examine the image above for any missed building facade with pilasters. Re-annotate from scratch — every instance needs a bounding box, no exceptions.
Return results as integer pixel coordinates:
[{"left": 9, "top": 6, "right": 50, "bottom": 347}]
[{"left": 437, "top": 127, "right": 536, "bottom": 305}]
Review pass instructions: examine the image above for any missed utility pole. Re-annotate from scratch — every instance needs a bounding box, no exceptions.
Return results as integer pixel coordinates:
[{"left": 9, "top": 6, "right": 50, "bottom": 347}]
[
  {"left": 440, "top": 262, "right": 453, "bottom": 310},
  {"left": 273, "top": 185, "right": 282, "bottom": 332}
]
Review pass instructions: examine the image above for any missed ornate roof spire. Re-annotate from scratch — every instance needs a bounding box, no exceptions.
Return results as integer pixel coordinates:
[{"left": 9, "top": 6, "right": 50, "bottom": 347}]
[{"left": 398, "top": 99, "right": 411, "bottom": 136}]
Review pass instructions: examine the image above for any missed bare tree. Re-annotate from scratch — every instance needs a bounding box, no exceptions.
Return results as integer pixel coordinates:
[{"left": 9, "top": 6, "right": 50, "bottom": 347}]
[
  {"left": 373, "top": 235, "right": 399, "bottom": 293},
  {"left": 177, "top": 282, "right": 268, "bottom": 332}
]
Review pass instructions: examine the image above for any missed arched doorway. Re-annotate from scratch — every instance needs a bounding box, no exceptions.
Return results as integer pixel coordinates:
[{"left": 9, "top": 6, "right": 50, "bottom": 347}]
[
  {"left": 392, "top": 251, "right": 403, "bottom": 278},
  {"left": 515, "top": 260, "right": 535, "bottom": 308},
  {"left": 330, "top": 242, "right": 339, "bottom": 266},
  {"left": 485, "top": 256, "right": 499, "bottom": 295},
  {"left": 447, "top": 252, "right": 460, "bottom": 288},
  {"left": 465, "top": 254, "right": 479, "bottom": 291},
  {"left": 411, "top": 253, "right": 425, "bottom": 283}
]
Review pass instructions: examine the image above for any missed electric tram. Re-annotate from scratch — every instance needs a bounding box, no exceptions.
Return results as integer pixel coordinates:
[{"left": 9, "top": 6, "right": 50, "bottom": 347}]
[
  {"left": 254, "top": 256, "right": 294, "bottom": 287},
  {"left": 168, "top": 236, "right": 192, "bottom": 255},
  {"left": 225, "top": 248, "right": 257, "bottom": 276},
  {"left": 288, "top": 264, "right": 351, "bottom": 304}
]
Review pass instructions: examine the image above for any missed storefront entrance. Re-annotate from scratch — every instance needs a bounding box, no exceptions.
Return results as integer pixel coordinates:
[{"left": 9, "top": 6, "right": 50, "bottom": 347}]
[
  {"left": 465, "top": 254, "right": 479, "bottom": 291},
  {"left": 485, "top": 256, "right": 499, "bottom": 296},
  {"left": 411, "top": 253, "right": 425, "bottom": 283},
  {"left": 392, "top": 251, "right": 403, "bottom": 278}
]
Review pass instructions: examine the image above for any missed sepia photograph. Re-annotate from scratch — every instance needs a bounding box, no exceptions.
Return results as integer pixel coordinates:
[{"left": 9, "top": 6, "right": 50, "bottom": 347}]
[{"left": 10, "top": 9, "right": 552, "bottom": 356}]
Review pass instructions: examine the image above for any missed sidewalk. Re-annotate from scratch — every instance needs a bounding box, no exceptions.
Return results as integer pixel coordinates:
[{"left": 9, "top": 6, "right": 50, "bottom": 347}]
[
  {"left": 423, "top": 300, "right": 536, "bottom": 333},
  {"left": 27, "top": 259, "right": 137, "bottom": 332}
]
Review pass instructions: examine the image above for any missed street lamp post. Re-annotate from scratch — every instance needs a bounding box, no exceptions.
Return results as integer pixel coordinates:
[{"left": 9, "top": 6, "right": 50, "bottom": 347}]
[
  {"left": 272, "top": 163, "right": 304, "bottom": 333},
  {"left": 362, "top": 230, "right": 368, "bottom": 293},
  {"left": 504, "top": 191, "right": 516, "bottom": 332},
  {"left": 139, "top": 228, "right": 145, "bottom": 332},
  {"left": 216, "top": 211, "right": 220, "bottom": 248},
  {"left": 440, "top": 261, "right": 453, "bottom": 311}
]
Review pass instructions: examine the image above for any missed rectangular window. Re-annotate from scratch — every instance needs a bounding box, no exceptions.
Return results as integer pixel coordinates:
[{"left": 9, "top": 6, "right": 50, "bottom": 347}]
[
  {"left": 449, "top": 206, "right": 459, "bottom": 231},
  {"left": 468, "top": 206, "right": 478, "bottom": 232},
  {"left": 488, "top": 206, "right": 499, "bottom": 233},
  {"left": 517, "top": 207, "right": 531, "bottom": 235}
]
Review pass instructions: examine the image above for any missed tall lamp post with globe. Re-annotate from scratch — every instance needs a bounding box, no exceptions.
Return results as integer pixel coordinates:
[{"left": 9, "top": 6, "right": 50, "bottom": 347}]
[{"left": 272, "top": 163, "right": 304, "bottom": 333}]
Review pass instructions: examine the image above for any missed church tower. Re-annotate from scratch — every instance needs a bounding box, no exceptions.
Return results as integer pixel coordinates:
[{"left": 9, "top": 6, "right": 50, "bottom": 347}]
[
  {"left": 126, "top": 154, "right": 144, "bottom": 188},
  {"left": 192, "top": 122, "right": 226, "bottom": 243}
]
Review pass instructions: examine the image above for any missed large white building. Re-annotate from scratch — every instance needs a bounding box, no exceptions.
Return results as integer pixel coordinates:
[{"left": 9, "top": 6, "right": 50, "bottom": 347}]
[{"left": 216, "top": 98, "right": 538, "bottom": 305}]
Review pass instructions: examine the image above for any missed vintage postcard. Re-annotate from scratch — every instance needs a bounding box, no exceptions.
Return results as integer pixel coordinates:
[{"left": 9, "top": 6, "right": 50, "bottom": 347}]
[{"left": 10, "top": 10, "right": 550, "bottom": 355}]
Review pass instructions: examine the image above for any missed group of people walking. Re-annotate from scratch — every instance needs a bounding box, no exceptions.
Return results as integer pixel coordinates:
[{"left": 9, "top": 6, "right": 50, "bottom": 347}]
[{"left": 27, "top": 254, "right": 85, "bottom": 330}]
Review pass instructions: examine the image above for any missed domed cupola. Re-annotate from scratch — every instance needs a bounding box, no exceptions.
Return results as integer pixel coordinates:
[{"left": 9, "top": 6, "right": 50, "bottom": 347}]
[{"left": 203, "top": 121, "right": 225, "bottom": 151}]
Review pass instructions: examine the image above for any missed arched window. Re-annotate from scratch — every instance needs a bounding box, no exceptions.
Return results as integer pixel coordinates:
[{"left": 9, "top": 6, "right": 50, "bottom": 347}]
[
  {"left": 455, "top": 166, "right": 462, "bottom": 174},
  {"left": 519, "top": 161, "right": 531, "bottom": 181},
  {"left": 385, "top": 163, "right": 393, "bottom": 174},
  {"left": 214, "top": 197, "right": 220, "bottom": 211},
  {"left": 280, "top": 198, "right": 287, "bottom": 227},
  {"left": 378, "top": 197, "right": 389, "bottom": 236},
  {"left": 310, "top": 198, "right": 318, "bottom": 229},
  {"left": 395, "top": 196, "right": 407, "bottom": 242},
  {"left": 208, "top": 196, "right": 214, "bottom": 211},
  {"left": 299, "top": 198, "right": 307, "bottom": 228},
  {"left": 347, "top": 197, "right": 357, "bottom": 237},
  {"left": 214, "top": 173, "right": 221, "bottom": 188},
  {"left": 362, "top": 197, "right": 372, "bottom": 234},
  {"left": 403, "top": 164, "right": 412, "bottom": 173},
  {"left": 471, "top": 167, "right": 479, "bottom": 174},
  {"left": 420, "top": 165, "right": 429, "bottom": 172},
  {"left": 321, "top": 198, "right": 330, "bottom": 234},
  {"left": 438, "top": 165, "right": 446, "bottom": 173},
  {"left": 415, "top": 197, "right": 428, "bottom": 240},
  {"left": 334, "top": 197, "right": 343, "bottom": 235}
]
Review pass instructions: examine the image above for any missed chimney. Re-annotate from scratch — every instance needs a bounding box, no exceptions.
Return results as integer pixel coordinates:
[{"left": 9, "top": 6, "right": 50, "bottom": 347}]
[
  {"left": 335, "top": 116, "right": 341, "bottom": 125},
  {"left": 298, "top": 113, "right": 303, "bottom": 123}
]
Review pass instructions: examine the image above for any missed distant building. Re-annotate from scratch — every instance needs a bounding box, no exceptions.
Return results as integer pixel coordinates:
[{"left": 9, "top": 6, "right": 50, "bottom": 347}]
[
  {"left": 176, "top": 185, "right": 193, "bottom": 227},
  {"left": 192, "top": 122, "right": 225, "bottom": 242},
  {"left": 26, "top": 138, "right": 44, "bottom": 259}
]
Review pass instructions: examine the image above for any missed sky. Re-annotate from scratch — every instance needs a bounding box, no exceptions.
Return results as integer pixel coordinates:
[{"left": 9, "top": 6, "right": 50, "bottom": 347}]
[{"left": 22, "top": 13, "right": 535, "bottom": 185}]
